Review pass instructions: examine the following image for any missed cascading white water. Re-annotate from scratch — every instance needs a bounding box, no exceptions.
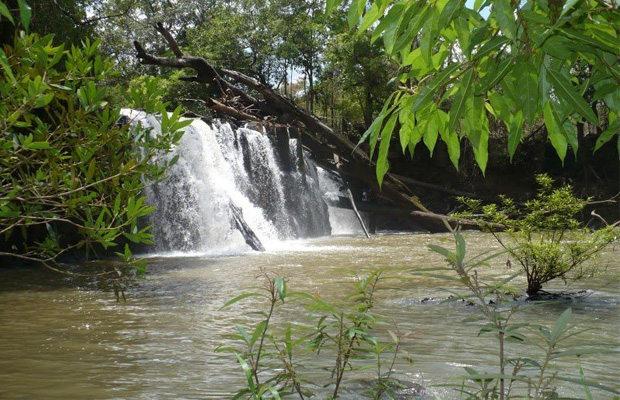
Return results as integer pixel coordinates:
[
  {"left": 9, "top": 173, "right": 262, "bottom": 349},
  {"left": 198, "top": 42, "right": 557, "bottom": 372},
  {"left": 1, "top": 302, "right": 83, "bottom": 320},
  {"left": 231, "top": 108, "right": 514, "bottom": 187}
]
[
  {"left": 316, "top": 169, "right": 370, "bottom": 235},
  {"left": 123, "top": 110, "right": 343, "bottom": 254}
]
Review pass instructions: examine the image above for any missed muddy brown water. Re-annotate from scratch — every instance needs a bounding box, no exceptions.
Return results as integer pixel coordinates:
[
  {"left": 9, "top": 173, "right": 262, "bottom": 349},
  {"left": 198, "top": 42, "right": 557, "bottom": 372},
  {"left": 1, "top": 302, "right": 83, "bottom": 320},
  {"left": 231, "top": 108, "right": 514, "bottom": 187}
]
[{"left": 1, "top": 233, "right": 618, "bottom": 399}]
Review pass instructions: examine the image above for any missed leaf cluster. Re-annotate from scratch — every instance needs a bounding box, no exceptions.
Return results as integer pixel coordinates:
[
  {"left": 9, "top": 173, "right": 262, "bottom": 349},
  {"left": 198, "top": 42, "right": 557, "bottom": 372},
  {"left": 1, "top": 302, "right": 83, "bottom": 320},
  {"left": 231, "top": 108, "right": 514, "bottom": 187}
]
[
  {"left": 329, "top": 0, "right": 620, "bottom": 183},
  {"left": 0, "top": 10, "right": 189, "bottom": 282}
]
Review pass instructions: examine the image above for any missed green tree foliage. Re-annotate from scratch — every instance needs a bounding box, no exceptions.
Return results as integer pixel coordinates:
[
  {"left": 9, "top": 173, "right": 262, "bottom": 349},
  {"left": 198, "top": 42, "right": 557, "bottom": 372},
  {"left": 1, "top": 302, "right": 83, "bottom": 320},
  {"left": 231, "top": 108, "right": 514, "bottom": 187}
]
[
  {"left": 329, "top": 0, "right": 620, "bottom": 185},
  {"left": 0, "top": 7, "right": 190, "bottom": 275},
  {"left": 320, "top": 24, "right": 397, "bottom": 128},
  {"left": 457, "top": 175, "right": 618, "bottom": 296}
]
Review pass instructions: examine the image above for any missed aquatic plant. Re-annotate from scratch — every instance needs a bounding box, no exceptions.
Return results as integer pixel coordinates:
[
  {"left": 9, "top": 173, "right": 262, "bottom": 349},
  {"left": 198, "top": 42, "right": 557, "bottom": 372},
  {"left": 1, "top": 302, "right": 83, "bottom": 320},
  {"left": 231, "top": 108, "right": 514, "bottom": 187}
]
[
  {"left": 218, "top": 268, "right": 411, "bottom": 399},
  {"left": 425, "top": 232, "right": 620, "bottom": 399},
  {"left": 457, "top": 174, "right": 618, "bottom": 296}
]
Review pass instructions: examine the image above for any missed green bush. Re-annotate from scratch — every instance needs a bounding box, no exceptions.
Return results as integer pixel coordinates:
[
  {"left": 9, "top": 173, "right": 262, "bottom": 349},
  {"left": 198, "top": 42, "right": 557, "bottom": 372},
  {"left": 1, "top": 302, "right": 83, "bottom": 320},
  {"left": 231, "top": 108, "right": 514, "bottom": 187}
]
[
  {"left": 458, "top": 175, "right": 618, "bottom": 296},
  {"left": 0, "top": 7, "right": 190, "bottom": 280}
]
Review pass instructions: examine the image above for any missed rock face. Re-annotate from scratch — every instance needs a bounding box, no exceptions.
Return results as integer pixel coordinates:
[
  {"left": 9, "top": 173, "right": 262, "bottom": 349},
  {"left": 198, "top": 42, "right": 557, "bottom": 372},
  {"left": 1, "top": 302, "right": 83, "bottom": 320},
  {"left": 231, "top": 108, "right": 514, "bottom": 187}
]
[{"left": 126, "top": 110, "right": 331, "bottom": 253}]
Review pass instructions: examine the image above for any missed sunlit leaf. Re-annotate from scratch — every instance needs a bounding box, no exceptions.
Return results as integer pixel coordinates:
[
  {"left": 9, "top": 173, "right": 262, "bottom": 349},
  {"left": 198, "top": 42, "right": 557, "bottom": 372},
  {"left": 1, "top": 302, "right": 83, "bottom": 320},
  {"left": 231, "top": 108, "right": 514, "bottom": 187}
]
[{"left": 17, "top": 0, "right": 31, "bottom": 33}]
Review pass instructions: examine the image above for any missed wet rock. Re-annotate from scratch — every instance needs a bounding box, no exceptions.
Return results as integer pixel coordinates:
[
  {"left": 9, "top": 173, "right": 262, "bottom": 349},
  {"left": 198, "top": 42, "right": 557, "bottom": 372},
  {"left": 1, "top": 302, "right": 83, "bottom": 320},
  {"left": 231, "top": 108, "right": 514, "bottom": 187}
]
[
  {"left": 376, "top": 381, "right": 428, "bottom": 399},
  {"left": 526, "top": 290, "right": 591, "bottom": 302}
]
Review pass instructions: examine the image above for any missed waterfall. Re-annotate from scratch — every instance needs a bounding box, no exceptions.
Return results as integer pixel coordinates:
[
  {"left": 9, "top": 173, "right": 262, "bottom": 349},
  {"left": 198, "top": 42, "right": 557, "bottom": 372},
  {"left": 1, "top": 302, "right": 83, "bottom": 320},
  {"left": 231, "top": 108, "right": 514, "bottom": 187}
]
[
  {"left": 317, "top": 169, "right": 371, "bottom": 235},
  {"left": 123, "top": 110, "right": 337, "bottom": 253}
]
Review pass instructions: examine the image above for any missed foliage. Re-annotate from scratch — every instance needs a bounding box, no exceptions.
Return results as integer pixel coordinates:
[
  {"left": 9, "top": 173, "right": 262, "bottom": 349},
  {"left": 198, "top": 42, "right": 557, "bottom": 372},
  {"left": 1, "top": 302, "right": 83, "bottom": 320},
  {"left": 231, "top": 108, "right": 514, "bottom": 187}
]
[
  {"left": 219, "top": 269, "right": 413, "bottom": 399},
  {"left": 320, "top": 26, "right": 398, "bottom": 128},
  {"left": 328, "top": 0, "right": 620, "bottom": 184},
  {"left": 184, "top": 0, "right": 327, "bottom": 110},
  {"left": 0, "top": 9, "right": 190, "bottom": 279},
  {"left": 424, "top": 232, "right": 620, "bottom": 399},
  {"left": 456, "top": 174, "right": 618, "bottom": 296}
]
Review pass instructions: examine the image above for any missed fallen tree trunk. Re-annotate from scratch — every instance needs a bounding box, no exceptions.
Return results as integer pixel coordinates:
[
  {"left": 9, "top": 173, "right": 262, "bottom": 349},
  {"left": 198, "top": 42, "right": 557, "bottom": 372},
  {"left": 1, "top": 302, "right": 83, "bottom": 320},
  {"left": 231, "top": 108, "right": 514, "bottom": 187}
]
[
  {"left": 230, "top": 201, "right": 265, "bottom": 251},
  {"left": 346, "top": 185, "right": 370, "bottom": 238},
  {"left": 134, "top": 23, "right": 455, "bottom": 232}
]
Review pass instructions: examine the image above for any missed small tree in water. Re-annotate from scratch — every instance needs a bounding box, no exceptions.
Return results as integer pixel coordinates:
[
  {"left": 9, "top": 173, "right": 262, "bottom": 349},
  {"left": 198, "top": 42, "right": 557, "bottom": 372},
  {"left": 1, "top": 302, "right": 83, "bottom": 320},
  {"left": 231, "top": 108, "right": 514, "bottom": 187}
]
[{"left": 458, "top": 174, "right": 618, "bottom": 297}]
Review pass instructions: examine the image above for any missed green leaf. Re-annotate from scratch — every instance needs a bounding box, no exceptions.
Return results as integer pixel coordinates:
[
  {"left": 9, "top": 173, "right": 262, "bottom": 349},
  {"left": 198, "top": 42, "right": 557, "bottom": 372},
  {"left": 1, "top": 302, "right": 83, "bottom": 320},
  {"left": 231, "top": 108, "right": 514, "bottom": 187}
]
[
  {"left": 348, "top": 0, "right": 365, "bottom": 29},
  {"left": 86, "top": 158, "right": 96, "bottom": 182},
  {"left": 268, "top": 387, "right": 281, "bottom": 400},
  {"left": 550, "top": 308, "right": 572, "bottom": 344},
  {"left": 439, "top": 0, "right": 464, "bottom": 28},
  {"left": 555, "top": 377, "right": 620, "bottom": 395},
  {"left": 453, "top": 15, "right": 471, "bottom": 57},
  {"left": 436, "top": 109, "right": 460, "bottom": 169},
  {"left": 593, "top": 119, "right": 619, "bottom": 153},
  {"left": 428, "top": 244, "right": 458, "bottom": 264},
  {"left": 455, "top": 233, "right": 466, "bottom": 263},
  {"left": 250, "top": 320, "right": 267, "bottom": 347},
  {"left": 359, "top": 113, "right": 385, "bottom": 150},
  {"left": 546, "top": 67, "right": 599, "bottom": 125},
  {"left": 515, "top": 61, "right": 539, "bottom": 122},
  {"left": 408, "top": 124, "right": 423, "bottom": 158},
  {"left": 420, "top": 14, "right": 435, "bottom": 67},
  {"left": 563, "top": 119, "right": 578, "bottom": 157},
  {"left": 376, "top": 112, "right": 398, "bottom": 187},
  {"left": 552, "top": 348, "right": 620, "bottom": 359},
  {"left": 560, "top": 0, "right": 581, "bottom": 17},
  {"left": 473, "top": 37, "right": 510, "bottom": 61},
  {"left": 412, "top": 63, "right": 460, "bottom": 113},
  {"left": 326, "top": 0, "right": 343, "bottom": 14},
  {"left": 274, "top": 276, "right": 286, "bottom": 302},
  {"left": 463, "top": 96, "right": 490, "bottom": 174},
  {"left": 507, "top": 111, "right": 524, "bottom": 161},
  {"left": 392, "top": 4, "right": 429, "bottom": 55},
  {"left": 220, "top": 292, "right": 265, "bottom": 310},
  {"left": 560, "top": 29, "right": 619, "bottom": 55},
  {"left": 461, "top": 316, "right": 486, "bottom": 323},
  {"left": 359, "top": 1, "right": 380, "bottom": 33},
  {"left": 544, "top": 102, "right": 567, "bottom": 163},
  {"left": 423, "top": 110, "right": 440, "bottom": 156},
  {"left": 17, "top": 0, "right": 31, "bottom": 33},
  {"left": 236, "top": 325, "right": 251, "bottom": 345},
  {"left": 0, "top": 1, "right": 14, "bottom": 24},
  {"left": 494, "top": 0, "right": 517, "bottom": 42},
  {"left": 235, "top": 353, "right": 256, "bottom": 392},
  {"left": 0, "top": 48, "right": 15, "bottom": 82},
  {"left": 34, "top": 93, "right": 54, "bottom": 108},
  {"left": 24, "top": 141, "right": 51, "bottom": 150},
  {"left": 372, "top": 1, "right": 406, "bottom": 45},
  {"left": 448, "top": 69, "right": 474, "bottom": 134},
  {"left": 478, "top": 58, "right": 513, "bottom": 93}
]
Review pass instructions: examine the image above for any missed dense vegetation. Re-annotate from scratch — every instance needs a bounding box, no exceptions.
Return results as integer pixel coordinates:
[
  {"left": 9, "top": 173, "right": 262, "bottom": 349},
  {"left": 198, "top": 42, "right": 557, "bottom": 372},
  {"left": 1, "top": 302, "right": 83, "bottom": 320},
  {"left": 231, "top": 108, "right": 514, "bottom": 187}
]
[{"left": 0, "top": 2, "right": 189, "bottom": 278}]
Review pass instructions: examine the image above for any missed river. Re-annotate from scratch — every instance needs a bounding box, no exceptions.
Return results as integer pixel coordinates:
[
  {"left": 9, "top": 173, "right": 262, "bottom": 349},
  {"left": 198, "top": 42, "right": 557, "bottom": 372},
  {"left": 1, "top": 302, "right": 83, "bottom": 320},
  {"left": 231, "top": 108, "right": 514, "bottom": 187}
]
[{"left": 1, "top": 232, "right": 619, "bottom": 399}]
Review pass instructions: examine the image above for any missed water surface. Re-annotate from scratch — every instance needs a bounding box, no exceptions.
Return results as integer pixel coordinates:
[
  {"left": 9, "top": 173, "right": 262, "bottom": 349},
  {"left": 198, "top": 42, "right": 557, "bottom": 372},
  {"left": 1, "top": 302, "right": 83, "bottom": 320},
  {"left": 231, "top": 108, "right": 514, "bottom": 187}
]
[{"left": 1, "top": 233, "right": 618, "bottom": 399}]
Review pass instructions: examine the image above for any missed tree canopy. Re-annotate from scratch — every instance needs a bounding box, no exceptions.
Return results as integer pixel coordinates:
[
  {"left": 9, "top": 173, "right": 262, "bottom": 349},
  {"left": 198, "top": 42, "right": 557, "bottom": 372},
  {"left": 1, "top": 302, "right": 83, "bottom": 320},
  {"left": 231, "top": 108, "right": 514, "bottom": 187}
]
[{"left": 330, "top": 0, "right": 619, "bottom": 184}]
